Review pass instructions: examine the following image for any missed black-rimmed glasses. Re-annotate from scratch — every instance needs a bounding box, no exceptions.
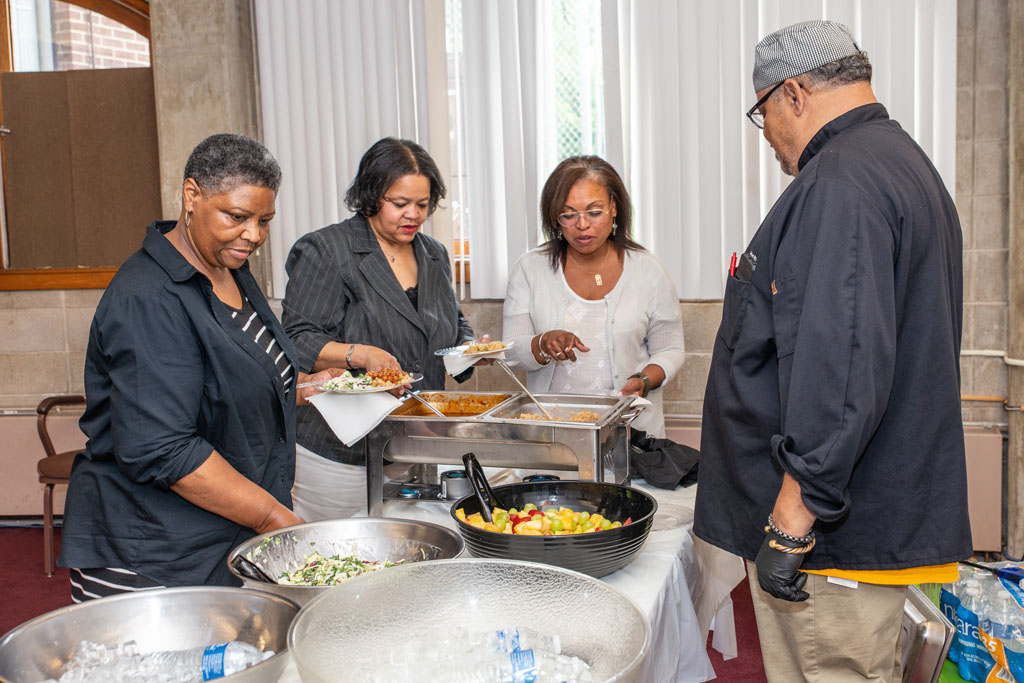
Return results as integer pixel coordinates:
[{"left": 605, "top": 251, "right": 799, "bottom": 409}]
[{"left": 746, "top": 80, "right": 785, "bottom": 129}]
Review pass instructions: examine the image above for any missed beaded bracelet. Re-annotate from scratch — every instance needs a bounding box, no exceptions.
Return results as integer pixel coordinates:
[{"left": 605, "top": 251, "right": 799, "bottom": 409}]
[{"left": 767, "top": 513, "right": 815, "bottom": 546}]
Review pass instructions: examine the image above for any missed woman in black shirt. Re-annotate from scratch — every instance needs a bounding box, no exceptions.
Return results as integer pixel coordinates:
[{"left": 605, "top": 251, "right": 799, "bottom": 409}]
[{"left": 59, "top": 134, "right": 340, "bottom": 598}]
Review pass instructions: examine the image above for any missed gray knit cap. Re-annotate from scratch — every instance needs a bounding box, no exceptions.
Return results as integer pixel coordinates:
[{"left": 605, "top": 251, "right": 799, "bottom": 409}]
[{"left": 752, "top": 20, "right": 861, "bottom": 92}]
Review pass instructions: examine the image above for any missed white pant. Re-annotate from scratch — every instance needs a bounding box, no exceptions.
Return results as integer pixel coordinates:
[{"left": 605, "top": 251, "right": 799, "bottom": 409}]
[{"left": 291, "top": 443, "right": 368, "bottom": 521}]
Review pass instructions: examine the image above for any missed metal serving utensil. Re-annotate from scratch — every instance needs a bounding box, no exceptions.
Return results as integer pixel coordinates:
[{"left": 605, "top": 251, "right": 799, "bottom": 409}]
[
  {"left": 230, "top": 554, "right": 278, "bottom": 584},
  {"left": 405, "top": 391, "right": 446, "bottom": 418},
  {"left": 495, "top": 360, "right": 556, "bottom": 420},
  {"left": 462, "top": 452, "right": 503, "bottom": 523}
]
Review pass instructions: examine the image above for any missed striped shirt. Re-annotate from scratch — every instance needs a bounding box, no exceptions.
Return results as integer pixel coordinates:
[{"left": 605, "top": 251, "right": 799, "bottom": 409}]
[
  {"left": 70, "top": 567, "right": 164, "bottom": 602},
  {"left": 228, "top": 296, "right": 295, "bottom": 396}
]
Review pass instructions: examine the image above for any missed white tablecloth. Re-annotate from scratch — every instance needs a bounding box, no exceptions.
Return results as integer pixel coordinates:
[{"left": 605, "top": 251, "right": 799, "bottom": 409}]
[{"left": 277, "top": 482, "right": 745, "bottom": 683}]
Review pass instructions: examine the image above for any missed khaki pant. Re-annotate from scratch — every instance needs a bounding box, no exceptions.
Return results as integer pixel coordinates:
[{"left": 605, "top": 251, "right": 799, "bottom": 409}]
[{"left": 746, "top": 561, "right": 907, "bottom": 683}]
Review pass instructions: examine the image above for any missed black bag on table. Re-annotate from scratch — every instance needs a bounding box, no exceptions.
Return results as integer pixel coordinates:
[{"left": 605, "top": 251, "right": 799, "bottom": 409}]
[{"left": 628, "top": 429, "right": 699, "bottom": 490}]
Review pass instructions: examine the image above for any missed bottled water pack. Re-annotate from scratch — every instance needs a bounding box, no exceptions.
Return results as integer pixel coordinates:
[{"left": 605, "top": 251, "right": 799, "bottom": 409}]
[{"left": 940, "top": 562, "right": 1024, "bottom": 682}]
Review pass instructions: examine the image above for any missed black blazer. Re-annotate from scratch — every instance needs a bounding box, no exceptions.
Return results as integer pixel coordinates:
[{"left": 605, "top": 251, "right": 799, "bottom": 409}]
[{"left": 282, "top": 215, "right": 474, "bottom": 464}]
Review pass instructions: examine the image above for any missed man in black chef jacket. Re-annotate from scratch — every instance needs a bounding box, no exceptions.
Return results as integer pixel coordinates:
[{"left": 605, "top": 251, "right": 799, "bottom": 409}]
[{"left": 693, "top": 20, "right": 971, "bottom": 682}]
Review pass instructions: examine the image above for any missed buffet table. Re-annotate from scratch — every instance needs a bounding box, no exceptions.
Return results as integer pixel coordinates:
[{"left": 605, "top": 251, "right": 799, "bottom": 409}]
[{"left": 276, "top": 481, "right": 745, "bottom": 683}]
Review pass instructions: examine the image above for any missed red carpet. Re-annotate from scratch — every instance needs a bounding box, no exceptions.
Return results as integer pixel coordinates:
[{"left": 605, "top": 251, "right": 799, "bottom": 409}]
[
  {"left": 0, "top": 527, "right": 73, "bottom": 635},
  {"left": 0, "top": 527, "right": 767, "bottom": 680}
]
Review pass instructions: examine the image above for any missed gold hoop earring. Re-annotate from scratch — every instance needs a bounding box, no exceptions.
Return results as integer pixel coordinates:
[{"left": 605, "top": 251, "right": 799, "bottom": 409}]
[{"left": 185, "top": 211, "right": 192, "bottom": 228}]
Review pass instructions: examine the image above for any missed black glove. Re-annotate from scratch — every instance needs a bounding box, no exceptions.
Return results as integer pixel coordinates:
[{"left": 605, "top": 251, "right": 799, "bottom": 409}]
[{"left": 754, "top": 529, "right": 811, "bottom": 602}]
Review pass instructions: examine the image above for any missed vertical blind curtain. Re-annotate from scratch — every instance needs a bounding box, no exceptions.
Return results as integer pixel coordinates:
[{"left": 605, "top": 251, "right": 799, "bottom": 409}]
[
  {"left": 602, "top": 0, "right": 957, "bottom": 298},
  {"left": 457, "top": 0, "right": 541, "bottom": 300},
  {"left": 253, "top": 0, "right": 430, "bottom": 298},
  {"left": 455, "top": 0, "right": 955, "bottom": 300}
]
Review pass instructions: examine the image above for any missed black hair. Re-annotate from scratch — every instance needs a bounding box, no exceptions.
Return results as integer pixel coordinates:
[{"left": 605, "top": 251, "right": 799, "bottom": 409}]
[{"left": 344, "top": 137, "right": 446, "bottom": 217}]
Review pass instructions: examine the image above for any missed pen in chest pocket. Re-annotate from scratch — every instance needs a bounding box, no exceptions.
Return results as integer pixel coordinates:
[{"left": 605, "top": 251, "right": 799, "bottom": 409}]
[{"left": 734, "top": 252, "right": 756, "bottom": 281}]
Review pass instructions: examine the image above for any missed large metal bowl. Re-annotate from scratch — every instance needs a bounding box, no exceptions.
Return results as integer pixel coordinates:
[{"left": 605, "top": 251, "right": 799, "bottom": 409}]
[
  {"left": 288, "top": 559, "right": 652, "bottom": 683},
  {"left": 451, "top": 480, "right": 657, "bottom": 577},
  {"left": 0, "top": 586, "right": 296, "bottom": 683},
  {"left": 227, "top": 518, "right": 465, "bottom": 606}
]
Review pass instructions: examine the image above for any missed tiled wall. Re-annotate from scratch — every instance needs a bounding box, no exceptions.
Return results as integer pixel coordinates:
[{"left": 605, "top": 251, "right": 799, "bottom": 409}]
[
  {"left": 958, "top": 0, "right": 1011, "bottom": 425},
  {"left": 0, "top": 290, "right": 100, "bottom": 410},
  {"left": 0, "top": 292, "right": 719, "bottom": 415}
]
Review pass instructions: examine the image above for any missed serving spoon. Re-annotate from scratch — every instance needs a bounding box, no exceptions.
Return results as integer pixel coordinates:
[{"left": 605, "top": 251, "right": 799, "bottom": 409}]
[
  {"left": 495, "top": 360, "right": 556, "bottom": 420},
  {"left": 405, "top": 390, "right": 446, "bottom": 417}
]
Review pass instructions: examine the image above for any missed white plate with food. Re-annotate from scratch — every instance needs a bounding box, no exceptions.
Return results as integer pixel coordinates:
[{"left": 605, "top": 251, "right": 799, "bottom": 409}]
[
  {"left": 434, "top": 340, "right": 515, "bottom": 358},
  {"left": 317, "top": 370, "right": 423, "bottom": 394}
]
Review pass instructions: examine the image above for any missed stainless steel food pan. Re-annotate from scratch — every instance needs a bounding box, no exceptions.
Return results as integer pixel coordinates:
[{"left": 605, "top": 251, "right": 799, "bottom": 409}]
[{"left": 366, "top": 393, "right": 645, "bottom": 516}]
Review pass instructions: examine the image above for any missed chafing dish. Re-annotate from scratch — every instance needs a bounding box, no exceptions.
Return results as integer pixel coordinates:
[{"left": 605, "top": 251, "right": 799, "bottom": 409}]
[{"left": 366, "top": 391, "right": 643, "bottom": 516}]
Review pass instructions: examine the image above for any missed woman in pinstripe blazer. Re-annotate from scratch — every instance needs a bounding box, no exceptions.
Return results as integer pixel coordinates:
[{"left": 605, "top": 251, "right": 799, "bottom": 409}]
[{"left": 282, "top": 138, "right": 479, "bottom": 520}]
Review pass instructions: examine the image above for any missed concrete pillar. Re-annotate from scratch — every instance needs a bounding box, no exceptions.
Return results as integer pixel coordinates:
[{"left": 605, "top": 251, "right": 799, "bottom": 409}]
[
  {"left": 1007, "top": 0, "right": 1024, "bottom": 558},
  {"left": 148, "top": 0, "right": 270, "bottom": 290}
]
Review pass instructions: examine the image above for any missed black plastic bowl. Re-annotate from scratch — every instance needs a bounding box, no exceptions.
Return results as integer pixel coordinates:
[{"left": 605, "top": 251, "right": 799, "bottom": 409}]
[{"left": 450, "top": 481, "right": 658, "bottom": 578}]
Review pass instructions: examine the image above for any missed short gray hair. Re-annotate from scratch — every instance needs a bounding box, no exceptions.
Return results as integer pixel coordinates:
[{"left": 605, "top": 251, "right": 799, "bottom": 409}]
[
  {"left": 183, "top": 133, "right": 282, "bottom": 195},
  {"left": 800, "top": 51, "right": 873, "bottom": 89}
]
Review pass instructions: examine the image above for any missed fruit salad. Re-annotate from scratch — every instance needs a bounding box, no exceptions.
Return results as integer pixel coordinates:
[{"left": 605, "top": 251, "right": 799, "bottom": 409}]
[{"left": 455, "top": 503, "right": 631, "bottom": 535}]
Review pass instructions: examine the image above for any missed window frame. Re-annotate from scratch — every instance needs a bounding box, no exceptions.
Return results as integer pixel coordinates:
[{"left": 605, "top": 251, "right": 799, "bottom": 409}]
[{"left": 0, "top": 0, "right": 150, "bottom": 291}]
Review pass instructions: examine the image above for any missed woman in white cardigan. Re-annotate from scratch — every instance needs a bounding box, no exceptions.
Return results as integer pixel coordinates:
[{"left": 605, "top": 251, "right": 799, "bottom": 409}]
[{"left": 503, "top": 156, "right": 684, "bottom": 437}]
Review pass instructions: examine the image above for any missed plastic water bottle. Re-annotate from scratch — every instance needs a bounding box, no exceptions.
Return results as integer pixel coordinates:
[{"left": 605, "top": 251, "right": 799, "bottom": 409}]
[
  {"left": 958, "top": 581, "right": 983, "bottom": 602},
  {"left": 46, "top": 640, "right": 271, "bottom": 683},
  {"left": 431, "top": 648, "right": 595, "bottom": 683},
  {"left": 991, "top": 593, "right": 1024, "bottom": 653},
  {"left": 146, "top": 642, "right": 272, "bottom": 681},
  {"left": 361, "top": 637, "right": 592, "bottom": 683},
  {"left": 386, "top": 626, "right": 562, "bottom": 665},
  {"left": 488, "top": 627, "right": 562, "bottom": 655},
  {"left": 962, "top": 585, "right": 990, "bottom": 629}
]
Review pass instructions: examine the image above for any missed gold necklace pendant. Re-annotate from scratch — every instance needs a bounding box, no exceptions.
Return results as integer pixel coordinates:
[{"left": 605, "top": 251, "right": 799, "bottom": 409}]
[{"left": 568, "top": 244, "right": 611, "bottom": 287}]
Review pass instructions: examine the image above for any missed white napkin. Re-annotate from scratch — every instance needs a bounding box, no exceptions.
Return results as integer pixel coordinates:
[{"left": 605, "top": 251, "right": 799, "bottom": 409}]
[
  {"left": 307, "top": 390, "right": 401, "bottom": 447},
  {"left": 628, "top": 396, "right": 654, "bottom": 410},
  {"left": 442, "top": 350, "right": 505, "bottom": 377}
]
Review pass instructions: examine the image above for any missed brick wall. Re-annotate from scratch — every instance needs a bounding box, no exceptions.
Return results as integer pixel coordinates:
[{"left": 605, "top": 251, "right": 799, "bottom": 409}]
[{"left": 50, "top": 1, "right": 149, "bottom": 70}]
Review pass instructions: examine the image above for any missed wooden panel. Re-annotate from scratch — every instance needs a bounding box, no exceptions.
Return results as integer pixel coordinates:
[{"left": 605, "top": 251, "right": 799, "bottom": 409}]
[
  {"left": 66, "top": 67, "right": 159, "bottom": 268},
  {"left": 2, "top": 71, "right": 76, "bottom": 269},
  {"left": 0, "top": 267, "right": 115, "bottom": 290}
]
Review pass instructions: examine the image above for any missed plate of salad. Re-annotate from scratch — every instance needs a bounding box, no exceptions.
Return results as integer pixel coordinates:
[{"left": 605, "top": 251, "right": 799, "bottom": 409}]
[{"left": 317, "top": 369, "right": 423, "bottom": 394}]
